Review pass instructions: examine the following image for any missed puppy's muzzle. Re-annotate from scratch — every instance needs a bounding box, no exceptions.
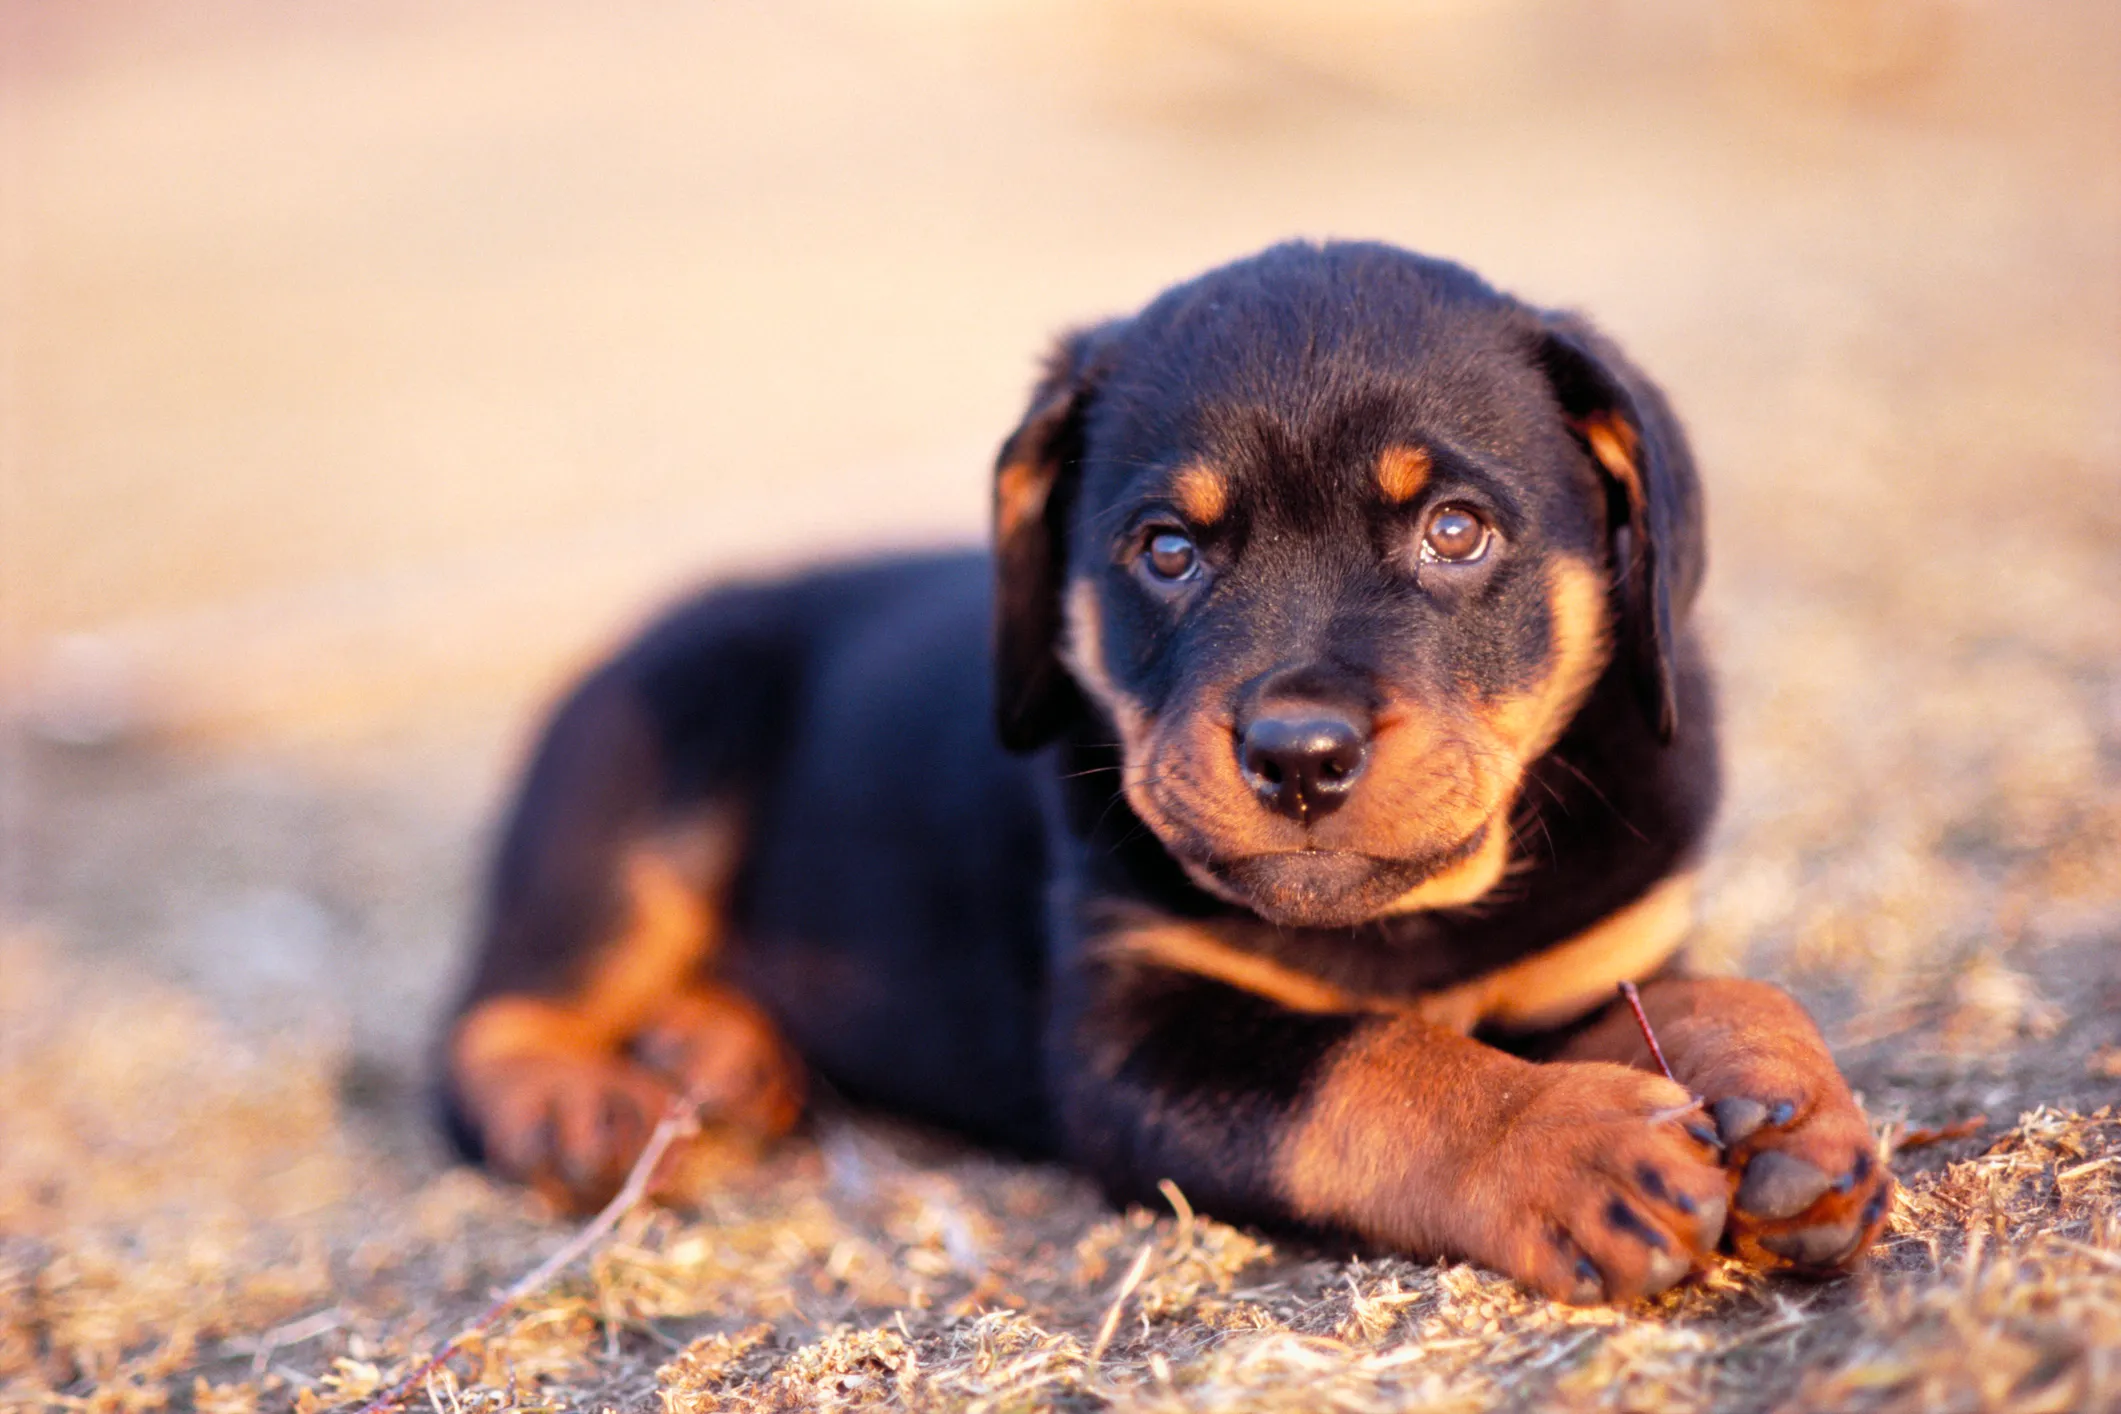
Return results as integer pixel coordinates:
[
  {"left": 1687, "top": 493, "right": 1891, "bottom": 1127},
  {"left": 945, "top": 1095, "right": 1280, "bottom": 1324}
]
[{"left": 1237, "top": 704, "right": 1370, "bottom": 823}]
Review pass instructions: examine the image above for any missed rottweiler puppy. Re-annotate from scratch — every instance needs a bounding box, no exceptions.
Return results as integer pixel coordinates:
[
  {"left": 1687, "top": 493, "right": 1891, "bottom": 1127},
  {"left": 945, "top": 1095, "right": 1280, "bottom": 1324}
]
[{"left": 440, "top": 241, "right": 1892, "bottom": 1303}]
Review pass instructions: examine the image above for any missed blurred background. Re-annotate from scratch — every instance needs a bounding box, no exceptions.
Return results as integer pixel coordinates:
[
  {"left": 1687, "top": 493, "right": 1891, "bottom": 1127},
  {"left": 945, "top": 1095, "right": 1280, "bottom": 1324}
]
[{"left": 2, "top": 0, "right": 2116, "bottom": 1205}]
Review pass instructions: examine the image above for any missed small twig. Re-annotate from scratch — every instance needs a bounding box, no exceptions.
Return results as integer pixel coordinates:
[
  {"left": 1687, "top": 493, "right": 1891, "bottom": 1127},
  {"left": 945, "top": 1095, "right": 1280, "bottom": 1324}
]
[
  {"left": 1618, "top": 981, "right": 1676, "bottom": 1083},
  {"left": 1157, "top": 1178, "right": 1195, "bottom": 1254},
  {"left": 352, "top": 1093, "right": 703, "bottom": 1414},
  {"left": 1088, "top": 1242, "right": 1156, "bottom": 1368},
  {"left": 2050, "top": 1236, "right": 2121, "bottom": 1274},
  {"left": 1716, "top": 1305, "right": 1815, "bottom": 1355},
  {"left": 1894, "top": 1115, "right": 1987, "bottom": 1151},
  {"left": 236, "top": 1306, "right": 344, "bottom": 1375}
]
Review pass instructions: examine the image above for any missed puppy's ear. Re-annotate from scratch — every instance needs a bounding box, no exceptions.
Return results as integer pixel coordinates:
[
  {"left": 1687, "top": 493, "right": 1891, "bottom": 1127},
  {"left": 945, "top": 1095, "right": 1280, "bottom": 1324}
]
[
  {"left": 1534, "top": 312, "right": 1705, "bottom": 742},
  {"left": 992, "top": 323, "right": 1117, "bottom": 751}
]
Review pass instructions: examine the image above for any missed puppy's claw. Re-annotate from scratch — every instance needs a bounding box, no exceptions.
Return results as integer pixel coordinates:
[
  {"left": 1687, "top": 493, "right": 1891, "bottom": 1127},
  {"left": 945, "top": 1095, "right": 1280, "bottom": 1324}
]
[
  {"left": 1761, "top": 1218, "right": 1864, "bottom": 1267},
  {"left": 1693, "top": 1189, "right": 1729, "bottom": 1246},
  {"left": 1736, "top": 1149, "right": 1832, "bottom": 1220},
  {"left": 1711, "top": 1097, "right": 1769, "bottom": 1146},
  {"left": 1566, "top": 1254, "right": 1604, "bottom": 1305},
  {"left": 1639, "top": 1246, "right": 1691, "bottom": 1298}
]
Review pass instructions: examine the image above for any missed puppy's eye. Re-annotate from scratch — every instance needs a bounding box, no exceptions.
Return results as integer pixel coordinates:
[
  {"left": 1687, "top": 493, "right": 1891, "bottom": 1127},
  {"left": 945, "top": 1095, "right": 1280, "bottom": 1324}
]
[
  {"left": 1420, "top": 505, "right": 1491, "bottom": 564},
  {"left": 1143, "top": 530, "right": 1200, "bottom": 582}
]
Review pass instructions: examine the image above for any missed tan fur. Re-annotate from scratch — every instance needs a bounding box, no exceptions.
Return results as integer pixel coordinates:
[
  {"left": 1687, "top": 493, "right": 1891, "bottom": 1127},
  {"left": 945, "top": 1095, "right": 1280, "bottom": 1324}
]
[
  {"left": 446, "top": 817, "right": 803, "bottom": 1209},
  {"left": 451, "top": 994, "right": 598, "bottom": 1074},
  {"left": 1064, "top": 580, "right": 1257, "bottom": 904},
  {"left": 1099, "top": 920, "right": 1360, "bottom": 1015},
  {"left": 1275, "top": 1013, "right": 1480, "bottom": 1246},
  {"left": 1097, "top": 874, "right": 1693, "bottom": 1036},
  {"left": 1575, "top": 411, "right": 1645, "bottom": 513},
  {"left": 577, "top": 846, "right": 724, "bottom": 1038},
  {"left": 1413, "top": 872, "right": 1698, "bottom": 1032},
  {"left": 1480, "top": 555, "right": 1613, "bottom": 765},
  {"left": 996, "top": 458, "right": 1054, "bottom": 540},
  {"left": 1377, "top": 825, "right": 1513, "bottom": 917},
  {"left": 1276, "top": 1014, "right": 1726, "bottom": 1303},
  {"left": 1375, "top": 445, "right": 1432, "bottom": 503},
  {"left": 1063, "top": 554, "right": 1610, "bottom": 922},
  {"left": 1172, "top": 462, "right": 1230, "bottom": 525},
  {"left": 454, "top": 831, "right": 732, "bottom": 1072},
  {"left": 1062, "top": 579, "right": 1155, "bottom": 758},
  {"left": 1554, "top": 974, "right": 1895, "bottom": 1275}
]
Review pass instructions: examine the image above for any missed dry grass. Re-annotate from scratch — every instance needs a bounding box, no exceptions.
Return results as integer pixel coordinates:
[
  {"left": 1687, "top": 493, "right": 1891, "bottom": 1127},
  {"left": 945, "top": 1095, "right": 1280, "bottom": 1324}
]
[
  {"left": 5, "top": 2, "right": 2119, "bottom": 1410},
  {"left": 2, "top": 909, "right": 2116, "bottom": 1414}
]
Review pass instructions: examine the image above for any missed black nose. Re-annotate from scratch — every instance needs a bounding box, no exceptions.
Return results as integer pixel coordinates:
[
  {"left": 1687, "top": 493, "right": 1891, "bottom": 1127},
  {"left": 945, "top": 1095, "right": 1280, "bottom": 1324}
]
[{"left": 1238, "top": 709, "right": 1369, "bottom": 822}]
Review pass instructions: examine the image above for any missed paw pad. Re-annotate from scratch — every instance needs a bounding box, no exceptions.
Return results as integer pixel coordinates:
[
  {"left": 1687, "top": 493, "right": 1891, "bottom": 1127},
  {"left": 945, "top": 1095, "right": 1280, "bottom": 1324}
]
[{"left": 1735, "top": 1149, "right": 1832, "bottom": 1221}]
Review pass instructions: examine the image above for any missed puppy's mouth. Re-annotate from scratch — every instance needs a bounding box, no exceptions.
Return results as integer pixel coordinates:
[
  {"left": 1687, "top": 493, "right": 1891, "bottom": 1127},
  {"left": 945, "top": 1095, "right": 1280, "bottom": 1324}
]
[{"left": 1204, "top": 826, "right": 1494, "bottom": 929}]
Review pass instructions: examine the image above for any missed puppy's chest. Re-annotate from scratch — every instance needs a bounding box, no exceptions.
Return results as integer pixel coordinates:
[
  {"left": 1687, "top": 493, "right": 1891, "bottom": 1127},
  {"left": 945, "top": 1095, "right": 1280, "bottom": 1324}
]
[{"left": 1105, "top": 872, "right": 1694, "bottom": 1036}]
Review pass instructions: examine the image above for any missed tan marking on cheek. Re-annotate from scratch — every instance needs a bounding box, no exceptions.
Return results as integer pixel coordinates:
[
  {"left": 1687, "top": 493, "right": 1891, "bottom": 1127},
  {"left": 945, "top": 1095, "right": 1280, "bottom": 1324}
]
[
  {"left": 1376, "top": 445, "right": 1433, "bottom": 504},
  {"left": 1361, "top": 559, "right": 1608, "bottom": 918},
  {"left": 1416, "top": 873, "right": 1699, "bottom": 1033},
  {"left": 1483, "top": 555, "right": 1613, "bottom": 765},
  {"left": 995, "top": 459, "right": 1053, "bottom": 540},
  {"left": 1063, "top": 577, "right": 1185, "bottom": 844},
  {"left": 1575, "top": 411, "right": 1644, "bottom": 513},
  {"left": 1317, "top": 708, "right": 1508, "bottom": 905},
  {"left": 1171, "top": 462, "right": 1230, "bottom": 525},
  {"left": 1062, "top": 582, "right": 1282, "bottom": 864},
  {"left": 1060, "top": 579, "right": 1151, "bottom": 752}
]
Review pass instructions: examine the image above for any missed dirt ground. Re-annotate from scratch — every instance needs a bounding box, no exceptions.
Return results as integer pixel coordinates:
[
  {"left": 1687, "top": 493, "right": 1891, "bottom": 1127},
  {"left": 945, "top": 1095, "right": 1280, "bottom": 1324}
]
[{"left": 3, "top": 2, "right": 2118, "bottom": 1410}]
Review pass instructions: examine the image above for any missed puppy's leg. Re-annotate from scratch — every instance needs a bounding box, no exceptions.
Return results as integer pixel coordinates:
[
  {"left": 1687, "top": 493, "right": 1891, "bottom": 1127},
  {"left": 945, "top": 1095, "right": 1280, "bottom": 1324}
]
[
  {"left": 444, "top": 677, "right": 802, "bottom": 1211},
  {"left": 629, "top": 981, "right": 805, "bottom": 1138},
  {"left": 1553, "top": 978, "right": 1892, "bottom": 1273},
  {"left": 1059, "top": 959, "right": 1729, "bottom": 1304}
]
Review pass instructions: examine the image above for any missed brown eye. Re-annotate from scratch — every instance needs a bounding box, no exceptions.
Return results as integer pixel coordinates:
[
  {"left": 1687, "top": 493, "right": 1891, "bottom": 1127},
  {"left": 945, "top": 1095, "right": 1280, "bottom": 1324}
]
[
  {"left": 1144, "top": 530, "right": 1200, "bottom": 581},
  {"left": 1420, "top": 505, "right": 1491, "bottom": 564}
]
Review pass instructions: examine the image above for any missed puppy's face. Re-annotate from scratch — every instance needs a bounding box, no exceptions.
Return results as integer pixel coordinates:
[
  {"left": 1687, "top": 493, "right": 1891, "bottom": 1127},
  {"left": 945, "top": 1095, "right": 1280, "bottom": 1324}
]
[{"left": 995, "top": 244, "right": 1700, "bottom": 929}]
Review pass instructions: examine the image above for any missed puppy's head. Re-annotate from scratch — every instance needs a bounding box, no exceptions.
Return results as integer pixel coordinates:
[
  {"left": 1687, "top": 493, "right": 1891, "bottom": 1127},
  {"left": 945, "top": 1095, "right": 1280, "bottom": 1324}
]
[{"left": 993, "top": 242, "right": 1702, "bottom": 928}]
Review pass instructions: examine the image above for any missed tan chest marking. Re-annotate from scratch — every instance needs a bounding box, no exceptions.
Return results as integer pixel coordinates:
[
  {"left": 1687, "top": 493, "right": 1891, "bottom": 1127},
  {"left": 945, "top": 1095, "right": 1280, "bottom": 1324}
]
[
  {"left": 1100, "top": 921, "right": 1359, "bottom": 1015},
  {"left": 1412, "top": 872, "right": 1698, "bottom": 1032},
  {"left": 1099, "top": 871, "right": 1696, "bottom": 1036}
]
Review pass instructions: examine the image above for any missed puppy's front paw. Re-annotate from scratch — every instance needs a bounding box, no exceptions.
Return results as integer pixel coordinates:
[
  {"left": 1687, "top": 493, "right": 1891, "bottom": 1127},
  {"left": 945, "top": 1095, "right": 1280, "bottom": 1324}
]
[
  {"left": 1481, "top": 1063, "right": 1730, "bottom": 1304},
  {"left": 460, "top": 1048, "right": 679, "bottom": 1211},
  {"left": 629, "top": 986, "right": 806, "bottom": 1138},
  {"left": 1706, "top": 1080, "right": 1892, "bottom": 1273}
]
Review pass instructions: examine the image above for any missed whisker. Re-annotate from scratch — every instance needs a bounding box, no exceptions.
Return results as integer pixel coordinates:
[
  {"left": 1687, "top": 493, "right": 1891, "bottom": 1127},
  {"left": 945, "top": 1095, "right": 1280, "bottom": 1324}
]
[{"left": 1544, "top": 752, "right": 1647, "bottom": 843}]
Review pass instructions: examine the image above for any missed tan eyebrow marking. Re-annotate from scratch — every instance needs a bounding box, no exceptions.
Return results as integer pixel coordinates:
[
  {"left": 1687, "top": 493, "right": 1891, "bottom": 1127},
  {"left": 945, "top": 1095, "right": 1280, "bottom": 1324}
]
[
  {"left": 1171, "top": 462, "right": 1230, "bottom": 524},
  {"left": 1376, "top": 445, "right": 1433, "bottom": 503}
]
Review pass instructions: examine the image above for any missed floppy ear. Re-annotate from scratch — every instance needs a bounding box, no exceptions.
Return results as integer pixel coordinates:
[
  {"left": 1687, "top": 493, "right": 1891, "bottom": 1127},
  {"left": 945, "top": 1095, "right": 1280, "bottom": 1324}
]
[
  {"left": 992, "top": 324, "right": 1116, "bottom": 751},
  {"left": 1533, "top": 312, "right": 1705, "bottom": 743}
]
